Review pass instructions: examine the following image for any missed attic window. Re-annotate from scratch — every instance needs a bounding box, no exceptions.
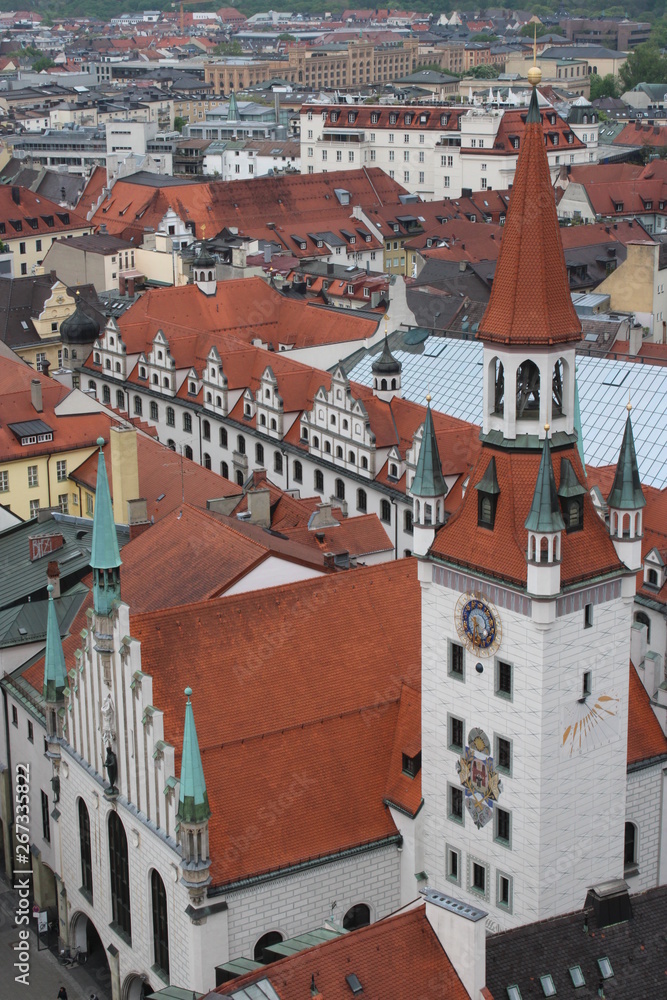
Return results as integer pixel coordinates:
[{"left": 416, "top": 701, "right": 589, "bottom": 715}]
[
  {"left": 345, "top": 974, "right": 363, "bottom": 995},
  {"left": 507, "top": 988, "right": 522, "bottom": 1000},
  {"left": 615, "top": 203, "right": 623, "bottom": 212},
  {"left": 402, "top": 751, "right": 421, "bottom": 777},
  {"left": 597, "top": 958, "right": 614, "bottom": 980},
  {"left": 569, "top": 967, "right": 585, "bottom": 988},
  {"left": 371, "top": 112, "right": 379, "bottom": 124},
  {"left": 347, "top": 111, "right": 355, "bottom": 123},
  {"left": 389, "top": 112, "right": 397, "bottom": 125},
  {"left": 404, "top": 113, "right": 413, "bottom": 125},
  {"left": 539, "top": 975, "right": 556, "bottom": 997},
  {"left": 440, "top": 114, "right": 449, "bottom": 126},
  {"left": 330, "top": 111, "right": 339, "bottom": 123}
]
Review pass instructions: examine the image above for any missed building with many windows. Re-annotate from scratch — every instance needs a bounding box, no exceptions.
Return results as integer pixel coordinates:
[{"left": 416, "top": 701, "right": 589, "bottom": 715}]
[{"left": 300, "top": 101, "right": 592, "bottom": 199}]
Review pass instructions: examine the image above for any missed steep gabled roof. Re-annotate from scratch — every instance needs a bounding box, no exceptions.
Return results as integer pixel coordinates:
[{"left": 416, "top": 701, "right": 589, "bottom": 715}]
[{"left": 477, "top": 88, "right": 582, "bottom": 347}]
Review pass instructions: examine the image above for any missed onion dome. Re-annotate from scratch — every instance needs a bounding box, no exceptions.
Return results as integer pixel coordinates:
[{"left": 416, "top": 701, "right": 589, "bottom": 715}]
[
  {"left": 371, "top": 335, "right": 402, "bottom": 377},
  {"left": 60, "top": 292, "right": 100, "bottom": 345}
]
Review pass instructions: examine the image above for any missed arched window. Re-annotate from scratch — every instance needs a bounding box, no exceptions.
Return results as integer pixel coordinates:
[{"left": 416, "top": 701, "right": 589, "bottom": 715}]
[
  {"left": 315, "top": 470, "right": 324, "bottom": 492},
  {"left": 349, "top": 451, "right": 355, "bottom": 464},
  {"left": 516, "top": 360, "right": 540, "bottom": 419},
  {"left": 274, "top": 452, "right": 283, "bottom": 475},
  {"left": 357, "top": 488, "right": 367, "bottom": 512},
  {"left": 108, "top": 812, "right": 131, "bottom": 939},
  {"left": 634, "top": 611, "right": 651, "bottom": 643},
  {"left": 221, "top": 461, "right": 228, "bottom": 478},
  {"left": 203, "top": 453, "right": 211, "bottom": 470},
  {"left": 552, "top": 359, "right": 565, "bottom": 416},
  {"left": 133, "top": 395, "right": 142, "bottom": 416},
  {"left": 167, "top": 439, "right": 176, "bottom": 451},
  {"left": 335, "top": 478, "right": 345, "bottom": 500},
  {"left": 424, "top": 503, "right": 432, "bottom": 525},
  {"left": 540, "top": 537, "right": 549, "bottom": 563},
  {"left": 150, "top": 401, "right": 158, "bottom": 421},
  {"left": 391, "top": 378, "right": 396, "bottom": 390},
  {"left": 88, "top": 380, "right": 97, "bottom": 393},
  {"left": 293, "top": 460, "right": 303, "bottom": 483},
  {"left": 647, "top": 568, "right": 658, "bottom": 587},
  {"left": 103, "top": 385, "right": 110, "bottom": 404},
  {"left": 568, "top": 500, "right": 581, "bottom": 530},
  {"left": 259, "top": 414, "right": 267, "bottom": 426},
  {"left": 163, "top": 376, "right": 170, "bottom": 388},
  {"left": 256, "top": 442, "right": 264, "bottom": 465},
  {"left": 79, "top": 799, "right": 93, "bottom": 898},
  {"left": 105, "top": 359, "right": 111, "bottom": 370},
  {"left": 336, "top": 446, "right": 343, "bottom": 458},
  {"left": 151, "top": 870, "right": 169, "bottom": 976},
  {"left": 115, "top": 361, "right": 121, "bottom": 373},
  {"left": 380, "top": 499, "right": 391, "bottom": 523},
  {"left": 324, "top": 441, "right": 331, "bottom": 454},
  {"left": 493, "top": 358, "right": 504, "bottom": 415},
  {"left": 270, "top": 418, "right": 277, "bottom": 430},
  {"left": 216, "top": 394, "right": 222, "bottom": 407},
  {"left": 152, "top": 374, "right": 158, "bottom": 385},
  {"left": 404, "top": 509, "right": 413, "bottom": 534},
  {"left": 343, "top": 904, "right": 370, "bottom": 931},
  {"left": 220, "top": 427, "right": 228, "bottom": 447},
  {"left": 237, "top": 434, "right": 246, "bottom": 455},
  {"left": 236, "top": 470, "right": 244, "bottom": 486},
  {"left": 254, "top": 931, "right": 283, "bottom": 964},
  {"left": 183, "top": 412, "right": 192, "bottom": 433},
  {"left": 203, "top": 420, "right": 210, "bottom": 441},
  {"left": 481, "top": 496, "right": 492, "bottom": 523},
  {"left": 94, "top": 352, "right": 100, "bottom": 364},
  {"left": 166, "top": 406, "right": 175, "bottom": 427},
  {"left": 116, "top": 390, "right": 124, "bottom": 409},
  {"left": 361, "top": 456, "right": 369, "bottom": 470},
  {"left": 184, "top": 445, "right": 193, "bottom": 460},
  {"left": 624, "top": 822, "right": 637, "bottom": 868},
  {"left": 381, "top": 378, "right": 387, "bottom": 391},
  {"left": 313, "top": 436, "right": 320, "bottom": 449}
]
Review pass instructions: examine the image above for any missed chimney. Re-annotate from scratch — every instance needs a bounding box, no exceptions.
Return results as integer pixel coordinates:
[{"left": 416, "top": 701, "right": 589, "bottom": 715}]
[
  {"left": 109, "top": 426, "right": 139, "bottom": 526},
  {"left": 119, "top": 274, "right": 127, "bottom": 296},
  {"left": 31, "top": 378, "right": 43, "bottom": 413},
  {"left": 246, "top": 487, "right": 271, "bottom": 528},
  {"left": 421, "top": 888, "right": 486, "bottom": 1000},
  {"left": 46, "top": 560, "right": 61, "bottom": 598},
  {"left": 127, "top": 497, "right": 151, "bottom": 540},
  {"left": 323, "top": 552, "right": 336, "bottom": 570},
  {"left": 29, "top": 533, "right": 64, "bottom": 560},
  {"left": 127, "top": 276, "right": 135, "bottom": 297},
  {"left": 308, "top": 502, "right": 340, "bottom": 530}
]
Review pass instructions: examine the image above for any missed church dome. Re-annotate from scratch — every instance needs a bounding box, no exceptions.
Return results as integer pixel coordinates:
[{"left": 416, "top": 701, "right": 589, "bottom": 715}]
[
  {"left": 60, "top": 294, "right": 100, "bottom": 345},
  {"left": 372, "top": 335, "right": 402, "bottom": 376}
]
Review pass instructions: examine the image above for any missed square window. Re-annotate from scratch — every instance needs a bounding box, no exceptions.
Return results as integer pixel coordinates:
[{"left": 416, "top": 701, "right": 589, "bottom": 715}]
[
  {"left": 446, "top": 844, "right": 460, "bottom": 885},
  {"left": 448, "top": 714, "right": 464, "bottom": 752},
  {"left": 449, "top": 641, "right": 464, "bottom": 680},
  {"left": 495, "top": 807, "right": 511, "bottom": 847},
  {"left": 497, "top": 871, "right": 512, "bottom": 910},
  {"left": 472, "top": 862, "right": 485, "bottom": 893},
  {"left": 496, "top": 660, "right": 513, "bottom": 699},
  {"left": 448, "top": 783, "right": 463, "bottom": 824},
  {"left": 495, "top": 735, "right": 512, "bottom": 775}
]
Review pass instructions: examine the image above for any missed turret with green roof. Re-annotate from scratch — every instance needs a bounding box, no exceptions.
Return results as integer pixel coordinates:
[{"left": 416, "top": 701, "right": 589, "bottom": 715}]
[
  {"left": 43, "top": 584, "right": 67, "bottom": 705},
  {"left": 607, "top": 407, "right": 645, "bottom": 512},
  {"left": 91, "top": 437, "right": 122, "bottom": 616},
  {"left": 525, "top": 430, "right": 565, "bottom": 535},
  {"left": 178, "top": 687, "right": 210, "bottom": 825},
  {"left": 411, "top": 399, "right": 447, "bottom": 499}
]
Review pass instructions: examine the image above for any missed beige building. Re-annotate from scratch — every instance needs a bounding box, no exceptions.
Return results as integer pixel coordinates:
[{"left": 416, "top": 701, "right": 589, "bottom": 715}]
[
  {"left": 206, "top": 38, "right": 419, "bottom": 94},
  {"left": 595, "top": 240, "right": 667, "bottom": 344},
  {"left": 42, "top": 235, "right": 136, "bottom": 294},
  {"left": 0, "top": 186, "right": 91, "bottom": 278}
]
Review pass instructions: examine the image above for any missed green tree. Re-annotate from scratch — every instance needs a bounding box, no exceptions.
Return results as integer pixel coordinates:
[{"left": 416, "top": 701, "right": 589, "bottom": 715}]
[
  {"left": 618, "top": 42, "right": 667, "bottom": 92},
  {"left": 32, "top": 56, "right": 56, "bottom": 72},
  {"left": 213, "top": 40, "right": 243, "bottom": 56},
  {"left": 277, "top": 32, "right": 296, "bottom": 41},
  {"left": 589, "top": 73, "right": 619, "bottom": 101},
  {"left": 174, "top": 116, "right": 186, "bottom": 132}
]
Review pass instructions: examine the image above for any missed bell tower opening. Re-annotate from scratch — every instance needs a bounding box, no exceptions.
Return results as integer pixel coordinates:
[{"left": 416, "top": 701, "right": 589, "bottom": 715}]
[
  {"left": 516, "top": 360, "right": 540, "bottom": 420},
  {"left": 493, "top": 358, "right": 504, "bottom": 415}
]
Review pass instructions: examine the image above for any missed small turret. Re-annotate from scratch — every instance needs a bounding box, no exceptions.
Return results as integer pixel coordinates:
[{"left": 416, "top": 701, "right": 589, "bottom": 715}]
[
  {"left": 372, "top": 335, "right": 402, "bottom": 401},
  {"left": 410, "top": 396, "right": 447, "bottom": 557},
  {"left": 193, "top": 237, "right": 217, "bottom": 296},
  {"left": 177, "top": 687, "right": 212, "bottom": 902},
  {"left": 607, "top": 403, "right": 645, "bottom": 572},
  {"left": 525, "top": 425, "right": 565, "bottom": 597},
  {"left": 43, "top": 583, "right": 67, "bottom": 748}
]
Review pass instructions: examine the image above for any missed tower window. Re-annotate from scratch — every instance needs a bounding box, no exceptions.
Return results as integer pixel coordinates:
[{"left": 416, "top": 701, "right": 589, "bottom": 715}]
[
  {"left": 448, "top": 715, "right": 464, "bottom": 752},
  {"left": 401, "top": 751, "right": 421, "bottom": 777},
  {"left": 496, "top": 660, "right": 513, "bottom": 699},
  {"left": 446, "top": 845, "right": 460, "bottom": 884},
  {"left": 516, "top": 360, "right": 540, "bottom": 419},
  {"left": 584, "top": 604, "right": 593, "bottom": 629},
  {"left": 448, "top": 784, "right": 463, "bottom": 823},
  {"left": 582, "top": 671, "right": 592, "bottom": 698},
  {"left": 494, "top": 807, "right": 511, "bottom": 847},
  {"left": 449, "top": 642, "right": 464, "bottom": 679}
]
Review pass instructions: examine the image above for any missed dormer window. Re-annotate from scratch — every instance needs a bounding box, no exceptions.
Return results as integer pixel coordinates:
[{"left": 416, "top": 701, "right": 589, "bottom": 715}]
[
  {"left": 558, "top": 458, "right": 585, "bottom": 533},
  {"left": 389, "top": 462, "right": 398, "bottom": 478},
  {"left": 188, "top": 381, "right": 197, "bottom": 395},
  {"left": 566, "top": 132, "right": 574, "bottom": 144},
  {"left": 475, "top": 458, "right": 500, "bottom": 529},
  {"left": 244, "top": 402, "right": 252, "bottom": 417},
  {"left": 615, "top": 203, "right": 623, "bottom": 212},
  {"left": 347, "top": 111, "right": 355, "bottom": 123},
  {"left": 389, "top": 113, "right": 397, "bottom": 125},
  {"left": 646, "top": 567, "right": 659, "bottom": 588},
  {"left": 330, "top": 111, "right": 339, "bottom": 123},
  {"left": 402, "top": 751, "right": 421, "bottom": 777},
  {"left": 371, "top": 112, "right": 379, "bottom": 124},
  {"left": 347, "top": 284, "right": 354, "bottom": 294},
  {"left": 139, "top": 366, "right": 146, "bottom": 379},
  {"left": 440, "top": 114, "right": 448, "bottom": 126},
  {"left": 404, "top": 113, "right": 412, "bottom": 125}
]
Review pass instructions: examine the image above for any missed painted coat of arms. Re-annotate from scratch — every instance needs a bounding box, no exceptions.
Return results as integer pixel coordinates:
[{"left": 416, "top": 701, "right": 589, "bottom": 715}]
[{"left": 456, "top": 728, "right": 502, "bottom": 829}]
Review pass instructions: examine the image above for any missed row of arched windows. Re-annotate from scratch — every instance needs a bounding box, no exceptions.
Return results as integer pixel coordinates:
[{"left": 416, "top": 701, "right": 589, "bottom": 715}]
[{"left": 78, "top": 801, "right": 169, "bottom": 975}]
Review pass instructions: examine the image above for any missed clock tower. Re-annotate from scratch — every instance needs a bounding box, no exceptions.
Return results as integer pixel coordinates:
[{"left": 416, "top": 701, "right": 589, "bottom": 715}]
[{"left": 416, "top": 74, "right": 634, "bottom": 929}]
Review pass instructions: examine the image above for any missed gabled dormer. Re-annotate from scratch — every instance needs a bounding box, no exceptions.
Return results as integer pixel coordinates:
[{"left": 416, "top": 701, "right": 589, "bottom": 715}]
[
  {"left": 242, "top": 387, "right": 256, "bottom": 421},
  {"left": 558, "top": 457, "right": 586, "bottom": 533},
  {"left": 475, "top": 456, "right": 499, "bottom": 529},
  {"left": 256, "top": 367, "right": 284, "bottom": 438},
  {"left": 147, "top": 330, "right": 176, "bottom": 395},
  {"left": 202, "top": 346, "right": 228, "bottom": 415},
  {"left": 386, "top": 445, "right": 404, "bottom": 482},
  {"left": 643, "top": 547, "right": 665, "bottom": 591},
  {"left": 185, "top": 366, "right": 201, "bottom": 399},
  {"left": 96, "top": 317, "right": 127, "bottom": 381},
  {"left": 302, "top": 372, "right": 375, "bottom": 477}
]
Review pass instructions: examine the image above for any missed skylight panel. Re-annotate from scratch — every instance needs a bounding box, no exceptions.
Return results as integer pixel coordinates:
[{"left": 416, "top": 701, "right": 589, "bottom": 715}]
[
  {"left": 507, "top": 987, "right": 522, "bottom": 1000},
  {"left": 597, "top": 957, "right": 614, "bottom": 980},
  {"left": 540, "top": 974, "right": 556, "bottom": 997},
  {"left": 569, "top": 966, "right": 585, "bottom": 988}
]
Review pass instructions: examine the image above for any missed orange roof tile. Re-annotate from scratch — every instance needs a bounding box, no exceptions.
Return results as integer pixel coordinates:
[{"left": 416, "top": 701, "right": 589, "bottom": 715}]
[
  {"left": 627, "top": 663, "right": 667, "bottom": 767},
  {"left": 477, "top": 95, "right": 582, "bottom": 347},
  {"left": 0, "top": 186, "right": 90, "bottom": 242},
  {"left": 214, "top": 904, "right": 468, "bottom": 1000},
  {"left": 384, "top": 684, "right": 422, "bottom": 816},
  {"left": 280, "top": 512, "right": 393, "bottom": 559},
  {"left": 431, "top": 442, "right": 622, "bottom": 588}
]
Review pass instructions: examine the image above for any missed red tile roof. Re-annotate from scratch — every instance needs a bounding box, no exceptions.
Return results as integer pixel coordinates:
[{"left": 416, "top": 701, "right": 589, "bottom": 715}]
[
  {"left": 69, "top": 433, "right": 240, "bottom": 521},
  {"left": 477, "top": 98, "right": 582, "bottom": 347},
  {"left": 613, "top": 121, "right": 667, "bottom": 150},
  {"left": 431, "top": 443, "right": 622, "bottom": 588},
  {"left": 91, "top": 168, "right": 407, "bottom": 244},
  {"left": 130, "top": 559, "right": 421, "bottom": 885},
  {"left": 213, "top": 904, "right": 469, "bottom": 1000},
  {"left": 566, "top": 159, "right": 667, "bottom": 220},
  {"left": 627, "top": 663, "right": 667, "bottom": 767},
  {"left": 116, "top": 278, "right": 378, "bottom": 353},
  {"left": 0, "top": 185, "right": 90, "bottom": 241},
  {"left": 280, "top": 511, "right": 393, "bottom": 559}
]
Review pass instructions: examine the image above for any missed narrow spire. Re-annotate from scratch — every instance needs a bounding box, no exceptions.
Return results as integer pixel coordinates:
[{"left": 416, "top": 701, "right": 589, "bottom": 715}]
[
  {"left": 43, "top": 584, "right": 67, "bottom": 703},
  {"left": 227, "top": 89, "right": 239, "bottom": 123},
  {"left": 573, "top": 366, "right": 586, "bottom": 469},
  {"left": 90, "top": 437, "right": 121, "bottom": 571},
  {"left": 411, "top": 399, "right": 446, "bottom": 497},
  {"left": 607, "top": 406, "right": 646, "bottom": 510},
  {"left": 178, "top": 687, "right": 210, "bottom": 825},
  {"left": 525, "top": 429, "right": 565, "bottom": 533},
  {"left": 477, "top": 67, "right": 581, "bottom": 347}
]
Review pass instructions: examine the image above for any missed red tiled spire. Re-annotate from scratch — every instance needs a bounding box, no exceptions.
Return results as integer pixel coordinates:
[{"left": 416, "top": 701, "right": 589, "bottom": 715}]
[{"left": 477, "top": 89, "right": 582, "bottom": 347}]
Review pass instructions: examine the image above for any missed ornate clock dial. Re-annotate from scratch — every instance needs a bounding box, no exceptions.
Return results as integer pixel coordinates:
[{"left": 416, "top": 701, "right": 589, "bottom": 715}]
[{"left": 455, "top": 593, "right": 502, "bottom": 657}]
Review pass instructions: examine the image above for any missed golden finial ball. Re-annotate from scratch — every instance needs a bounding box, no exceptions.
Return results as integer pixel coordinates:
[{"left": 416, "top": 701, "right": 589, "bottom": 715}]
[
  {"left": 544, "top": 422, "right": 550, "bottom": 432},
  {"left": 527, "top": 65, "right": 542, "bottom": 87},
  {"left": 426, "top": 393, "right": 432, "bottom": 404}
]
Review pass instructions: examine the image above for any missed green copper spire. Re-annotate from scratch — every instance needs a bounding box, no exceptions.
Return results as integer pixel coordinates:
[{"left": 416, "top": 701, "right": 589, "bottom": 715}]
[
  {"left": 525, "top": 430, "right": 565, "bottom": 533},
  {"left": 410, "top": 399, "right": 447, "bottom": 498},
  {"left": 574, "top": 366, "right": 585, "bottom": 469},
  {"left": 178, "top": 687, "right": 210, "bottom": 825},
  {"left": 607, "top": 406, "right": 646, "bottom": 510},
  {"left": 43, "top": 584, "right": 67, "bottom": 704},
  {"left": 91, "top": 437, "right": 121, "bottom": 615},
  {"left": 227, "top": 90, "right": 239, "bottom": 123},
  {"left": 526, "top": 82, "right": 541, "bottom": 124}
]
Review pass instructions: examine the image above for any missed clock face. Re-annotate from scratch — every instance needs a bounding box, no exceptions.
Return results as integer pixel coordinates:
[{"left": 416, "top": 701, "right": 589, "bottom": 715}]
[
  {"left": 561, "top": 691, "right": 620, "bottom": 757},
  {"left": 455, "top": 593, "right": 501, "bottom": 657}
]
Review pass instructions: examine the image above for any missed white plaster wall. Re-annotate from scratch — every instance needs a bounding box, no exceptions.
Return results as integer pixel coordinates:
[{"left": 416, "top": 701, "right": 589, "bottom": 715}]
[
  {"left": 223, "top": 557, "right": 324, "bottom": 595},
  {"left": 421, "top": 571, "right": 632, "bottom": 930},
  {"left": 625, "top": 764, "right": 664, "bottom": 892}
]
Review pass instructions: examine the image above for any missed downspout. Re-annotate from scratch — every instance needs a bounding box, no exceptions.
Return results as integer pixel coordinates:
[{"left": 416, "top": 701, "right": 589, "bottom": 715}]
[
  {"left": 46, "top": 453, "right": 52, "bottom": 509},
  {"left": 2, "top": 688, "right": 14, "bottom": 830}
]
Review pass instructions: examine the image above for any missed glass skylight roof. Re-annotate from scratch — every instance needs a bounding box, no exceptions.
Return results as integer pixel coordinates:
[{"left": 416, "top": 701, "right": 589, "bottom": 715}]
[{"left": 346, "top": 338, "right": 667, "bottom": 489}]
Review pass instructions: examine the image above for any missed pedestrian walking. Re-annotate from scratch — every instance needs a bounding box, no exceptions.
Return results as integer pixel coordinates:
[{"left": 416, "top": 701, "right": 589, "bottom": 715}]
[{"left": 57, "top": 989, "right": 68, "bottom": 1000}]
